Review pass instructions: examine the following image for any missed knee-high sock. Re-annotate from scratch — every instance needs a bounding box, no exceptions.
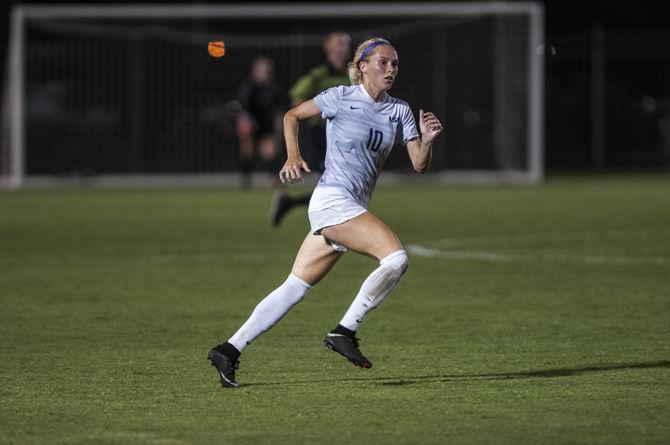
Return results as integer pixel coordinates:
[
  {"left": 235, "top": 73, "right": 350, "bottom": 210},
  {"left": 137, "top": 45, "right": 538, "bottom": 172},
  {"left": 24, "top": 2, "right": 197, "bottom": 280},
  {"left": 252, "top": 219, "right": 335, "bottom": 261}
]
[
  {"left": 339, "top": 250, "right": 409, "bottom": 331},
  {"left": 228, "top": 273, "right": 311, "bottom": 352}
]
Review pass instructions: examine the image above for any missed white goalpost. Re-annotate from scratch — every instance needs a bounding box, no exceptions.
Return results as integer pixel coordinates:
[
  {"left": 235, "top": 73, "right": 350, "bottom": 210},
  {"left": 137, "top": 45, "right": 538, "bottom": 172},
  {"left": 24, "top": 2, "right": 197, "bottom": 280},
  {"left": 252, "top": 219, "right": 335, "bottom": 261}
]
[{"left": 1, "top": 2, "right": 544, "bottom": 188}]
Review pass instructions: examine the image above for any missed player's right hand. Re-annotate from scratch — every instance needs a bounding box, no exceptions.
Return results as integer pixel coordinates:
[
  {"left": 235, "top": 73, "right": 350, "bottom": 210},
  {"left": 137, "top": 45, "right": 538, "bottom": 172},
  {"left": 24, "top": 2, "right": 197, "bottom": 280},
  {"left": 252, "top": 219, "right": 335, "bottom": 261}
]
[{"left": 279, "top": 157, "right": 311, "bottom": 184}]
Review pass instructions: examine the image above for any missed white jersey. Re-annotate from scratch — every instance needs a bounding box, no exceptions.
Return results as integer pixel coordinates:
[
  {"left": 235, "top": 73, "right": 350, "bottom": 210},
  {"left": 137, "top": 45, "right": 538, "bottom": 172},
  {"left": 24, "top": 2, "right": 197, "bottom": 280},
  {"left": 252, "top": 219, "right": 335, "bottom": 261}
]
[{"left": 309, "top": 84, "right": 419, "bottom": 211}]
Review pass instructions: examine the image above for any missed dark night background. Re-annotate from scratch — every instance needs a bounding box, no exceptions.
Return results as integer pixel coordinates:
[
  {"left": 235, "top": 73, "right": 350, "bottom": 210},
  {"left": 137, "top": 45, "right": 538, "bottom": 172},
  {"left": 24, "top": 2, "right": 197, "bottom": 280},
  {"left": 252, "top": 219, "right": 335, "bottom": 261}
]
[{"left": 2, "top": 0, "right": 670, "bottom": 174}]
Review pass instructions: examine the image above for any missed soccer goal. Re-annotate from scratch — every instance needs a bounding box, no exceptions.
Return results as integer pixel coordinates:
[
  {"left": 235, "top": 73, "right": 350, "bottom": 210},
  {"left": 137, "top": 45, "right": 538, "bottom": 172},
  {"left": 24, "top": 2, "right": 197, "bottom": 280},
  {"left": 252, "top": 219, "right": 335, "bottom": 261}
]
[{"left": 1, "top": 2, "right": 544, "bottom": 188}]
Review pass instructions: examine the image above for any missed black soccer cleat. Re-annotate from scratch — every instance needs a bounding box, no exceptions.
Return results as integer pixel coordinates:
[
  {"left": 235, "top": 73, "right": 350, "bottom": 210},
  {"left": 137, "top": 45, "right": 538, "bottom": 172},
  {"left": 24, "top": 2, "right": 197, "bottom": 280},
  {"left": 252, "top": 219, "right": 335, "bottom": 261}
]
[
  {"left": 269, "top": 192, "right": 292, "bottom": 227},
  {"left": 207, "top": 345, "right": 240, "bottom": 388},
  {"left": 324, "top": 333, "right": 373, "bottom": 368}
]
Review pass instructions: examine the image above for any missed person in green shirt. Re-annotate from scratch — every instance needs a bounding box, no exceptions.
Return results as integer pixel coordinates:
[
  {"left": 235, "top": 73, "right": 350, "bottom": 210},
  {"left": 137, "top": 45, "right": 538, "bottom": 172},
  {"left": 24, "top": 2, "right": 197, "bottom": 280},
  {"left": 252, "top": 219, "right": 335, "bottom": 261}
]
[{"left": 270, "top": 31, "right": 352, "bottom": 227}]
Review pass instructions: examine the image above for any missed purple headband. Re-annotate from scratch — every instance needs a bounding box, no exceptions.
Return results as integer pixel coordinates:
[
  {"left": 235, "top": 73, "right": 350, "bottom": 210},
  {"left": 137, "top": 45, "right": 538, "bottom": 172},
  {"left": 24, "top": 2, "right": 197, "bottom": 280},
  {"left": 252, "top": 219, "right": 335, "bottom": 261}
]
[{"left": 359, "top": 40, "right": 388, "bottom": 64}]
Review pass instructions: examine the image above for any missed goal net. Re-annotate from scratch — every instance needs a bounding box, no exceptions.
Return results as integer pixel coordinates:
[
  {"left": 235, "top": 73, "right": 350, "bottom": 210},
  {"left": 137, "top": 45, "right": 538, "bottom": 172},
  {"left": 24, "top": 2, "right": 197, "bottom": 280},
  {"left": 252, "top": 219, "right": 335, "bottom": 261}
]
[{"left": 1, "top": 2, "right": 544, "bottom": 187}]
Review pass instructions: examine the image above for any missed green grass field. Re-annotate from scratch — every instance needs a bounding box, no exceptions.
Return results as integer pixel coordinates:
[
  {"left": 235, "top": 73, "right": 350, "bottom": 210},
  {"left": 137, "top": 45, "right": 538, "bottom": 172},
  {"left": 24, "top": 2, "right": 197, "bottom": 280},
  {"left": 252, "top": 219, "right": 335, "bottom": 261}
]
[{"left": 1, "top": 175, "right": 669, "bottom": 444}]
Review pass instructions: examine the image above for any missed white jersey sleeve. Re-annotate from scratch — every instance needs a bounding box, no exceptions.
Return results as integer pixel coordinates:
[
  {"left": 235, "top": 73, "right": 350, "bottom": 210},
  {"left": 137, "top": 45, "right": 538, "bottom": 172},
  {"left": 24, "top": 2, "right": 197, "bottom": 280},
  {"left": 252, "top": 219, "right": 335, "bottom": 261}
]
[
  {"left": 401, "top": 105, "right": 420, "bottom": 144},
  {"left": 313, "top": 86, "right": 344, "bottom": 119}
]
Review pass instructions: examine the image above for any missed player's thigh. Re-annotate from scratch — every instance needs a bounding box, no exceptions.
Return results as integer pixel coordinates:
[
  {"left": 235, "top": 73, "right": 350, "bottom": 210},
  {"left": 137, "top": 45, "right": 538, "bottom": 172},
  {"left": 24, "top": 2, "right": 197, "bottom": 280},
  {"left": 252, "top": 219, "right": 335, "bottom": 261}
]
[
  {"left": 320, "top": 211, "right": 403, "bottom": 261},
  {"left": 238, "top": 136, "right": 254, "bottom": 157},
  {"left": 258, "top": 134, "right": 276, "bottom": 160},
  {"left": 291, "top": 232, "right": 344, "bottom": 285}
]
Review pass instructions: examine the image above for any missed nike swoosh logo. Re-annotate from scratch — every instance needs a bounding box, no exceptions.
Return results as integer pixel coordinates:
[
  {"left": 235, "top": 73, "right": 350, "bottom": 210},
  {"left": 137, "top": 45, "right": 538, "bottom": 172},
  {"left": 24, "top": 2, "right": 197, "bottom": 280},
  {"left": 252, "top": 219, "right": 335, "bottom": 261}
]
[
  {"left": 218, "top": 370, "right": 237, "bottom": 385},
  {"left": 350, "top": 106, "right": 361, "bottom": 109}
]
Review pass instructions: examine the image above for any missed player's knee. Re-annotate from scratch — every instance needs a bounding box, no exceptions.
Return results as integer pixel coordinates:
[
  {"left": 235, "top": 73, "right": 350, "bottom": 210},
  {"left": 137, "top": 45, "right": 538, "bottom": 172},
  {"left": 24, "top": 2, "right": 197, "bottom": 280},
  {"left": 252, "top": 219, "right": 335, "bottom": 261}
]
[
  {"left": 284, "top": 273, "right": 312, "bottom": 305},
  {"left": 381, "top": 250, "right": 408, "bottom": 278}
]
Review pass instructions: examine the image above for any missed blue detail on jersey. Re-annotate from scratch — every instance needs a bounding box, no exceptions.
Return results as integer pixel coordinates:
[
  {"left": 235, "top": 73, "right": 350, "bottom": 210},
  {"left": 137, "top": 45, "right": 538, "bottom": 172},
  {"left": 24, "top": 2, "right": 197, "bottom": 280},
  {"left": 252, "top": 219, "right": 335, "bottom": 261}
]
[{"left": 366, "top": 128, "right": 383, "bottom": 152}]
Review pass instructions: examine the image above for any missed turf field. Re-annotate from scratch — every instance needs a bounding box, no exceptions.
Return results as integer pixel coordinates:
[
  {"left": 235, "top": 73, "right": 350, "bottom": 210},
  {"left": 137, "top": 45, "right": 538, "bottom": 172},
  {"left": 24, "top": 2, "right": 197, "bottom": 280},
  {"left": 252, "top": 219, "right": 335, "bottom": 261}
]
[{"left": 1, "top": 175, "right": 669, "bottom": 444}]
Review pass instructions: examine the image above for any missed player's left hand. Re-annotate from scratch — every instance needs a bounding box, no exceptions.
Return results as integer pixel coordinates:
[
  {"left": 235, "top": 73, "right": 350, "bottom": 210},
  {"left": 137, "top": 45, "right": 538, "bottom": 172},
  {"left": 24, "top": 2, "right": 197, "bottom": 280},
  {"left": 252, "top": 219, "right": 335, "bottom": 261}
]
[{"left": 419, "top": 109, "right": 443, "bottom": 143}]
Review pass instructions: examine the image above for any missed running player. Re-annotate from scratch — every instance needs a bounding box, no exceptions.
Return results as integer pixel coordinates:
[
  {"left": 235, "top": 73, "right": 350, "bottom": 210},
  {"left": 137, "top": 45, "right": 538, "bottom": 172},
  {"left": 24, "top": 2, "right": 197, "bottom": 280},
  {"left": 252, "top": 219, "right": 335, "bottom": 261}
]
[{"left": 209, "top": 37, "right": 443, "bottom": 387}]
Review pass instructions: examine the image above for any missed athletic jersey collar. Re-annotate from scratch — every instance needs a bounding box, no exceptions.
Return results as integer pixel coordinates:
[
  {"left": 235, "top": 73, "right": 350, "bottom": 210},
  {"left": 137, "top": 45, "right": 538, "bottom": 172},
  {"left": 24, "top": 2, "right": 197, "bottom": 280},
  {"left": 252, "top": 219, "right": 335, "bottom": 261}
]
[{"left": 358, "top": 84, "right": 389, "bottom": 104}]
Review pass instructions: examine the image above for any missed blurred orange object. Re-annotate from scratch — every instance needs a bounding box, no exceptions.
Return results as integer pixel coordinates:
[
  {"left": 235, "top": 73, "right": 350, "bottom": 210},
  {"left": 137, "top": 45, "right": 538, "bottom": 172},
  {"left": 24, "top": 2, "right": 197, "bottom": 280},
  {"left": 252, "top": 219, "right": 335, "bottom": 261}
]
[{"left": 208, "top": 41, "right": 226, "bottom": 57}]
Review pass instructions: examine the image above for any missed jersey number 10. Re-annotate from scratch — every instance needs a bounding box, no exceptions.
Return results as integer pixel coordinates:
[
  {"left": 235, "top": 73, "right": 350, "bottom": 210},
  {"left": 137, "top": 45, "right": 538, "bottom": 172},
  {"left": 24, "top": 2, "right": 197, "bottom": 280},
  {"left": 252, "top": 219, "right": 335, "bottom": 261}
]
[{"left": 366, "top": 128, "right": 383, "bottom": 152}]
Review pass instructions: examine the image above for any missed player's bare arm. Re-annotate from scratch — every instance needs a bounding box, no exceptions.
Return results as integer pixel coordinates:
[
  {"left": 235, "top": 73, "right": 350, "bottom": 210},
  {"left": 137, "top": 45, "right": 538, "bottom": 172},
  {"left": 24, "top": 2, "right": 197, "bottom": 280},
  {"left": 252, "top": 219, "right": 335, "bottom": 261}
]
[
  {"left": 280, "top": 99, "right": 322, "bottom": 183},
  {"left": 406, "top": 109, "right": 443, "bottom": 173}
]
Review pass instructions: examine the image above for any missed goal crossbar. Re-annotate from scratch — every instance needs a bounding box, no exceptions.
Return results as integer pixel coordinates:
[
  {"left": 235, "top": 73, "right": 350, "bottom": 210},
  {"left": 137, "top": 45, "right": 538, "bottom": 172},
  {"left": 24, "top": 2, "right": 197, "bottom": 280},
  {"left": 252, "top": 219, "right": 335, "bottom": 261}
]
[{"left": 3, "top": 2, "right": 544, "bottom": 188}]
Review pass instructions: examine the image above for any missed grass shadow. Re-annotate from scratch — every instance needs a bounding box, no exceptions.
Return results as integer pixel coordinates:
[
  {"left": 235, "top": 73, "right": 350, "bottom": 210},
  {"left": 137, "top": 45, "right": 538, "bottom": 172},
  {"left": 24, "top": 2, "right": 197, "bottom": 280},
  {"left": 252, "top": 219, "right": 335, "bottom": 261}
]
[
  {"left": 241, "top": 359, "right": 670, "bottom": 387},
  {"left": 376, "top": 359, "right": 670, "bottom": 386}
]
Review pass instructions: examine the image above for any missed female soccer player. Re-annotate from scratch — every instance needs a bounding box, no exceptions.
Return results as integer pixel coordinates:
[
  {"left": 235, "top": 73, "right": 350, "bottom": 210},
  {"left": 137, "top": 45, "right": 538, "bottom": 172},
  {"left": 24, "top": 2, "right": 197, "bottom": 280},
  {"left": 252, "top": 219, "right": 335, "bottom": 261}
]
[{"left": 209, "top": 38, "right": 443, "bottom": 387}]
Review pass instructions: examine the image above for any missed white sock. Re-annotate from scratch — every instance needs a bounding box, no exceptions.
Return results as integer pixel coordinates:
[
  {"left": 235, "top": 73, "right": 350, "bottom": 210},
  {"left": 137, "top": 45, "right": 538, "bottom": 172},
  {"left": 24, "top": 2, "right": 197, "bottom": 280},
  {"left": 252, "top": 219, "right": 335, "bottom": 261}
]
[
  {"left": 339, "top": 250, "right": 408, "bottom": 331},
  {"left": 228, "top": 273, "right": 311, "bottom": 352}
]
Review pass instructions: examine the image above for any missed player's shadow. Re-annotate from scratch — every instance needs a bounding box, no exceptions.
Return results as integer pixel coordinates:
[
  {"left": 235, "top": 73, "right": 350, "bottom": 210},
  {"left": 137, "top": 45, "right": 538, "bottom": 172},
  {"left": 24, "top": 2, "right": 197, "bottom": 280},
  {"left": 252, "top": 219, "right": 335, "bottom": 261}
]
[
  {"left": 376, "top": 359, "right": 670, "bottom": 386},
  {"left": 242, "top": 359, "right": 670, "bottom": 387}
]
